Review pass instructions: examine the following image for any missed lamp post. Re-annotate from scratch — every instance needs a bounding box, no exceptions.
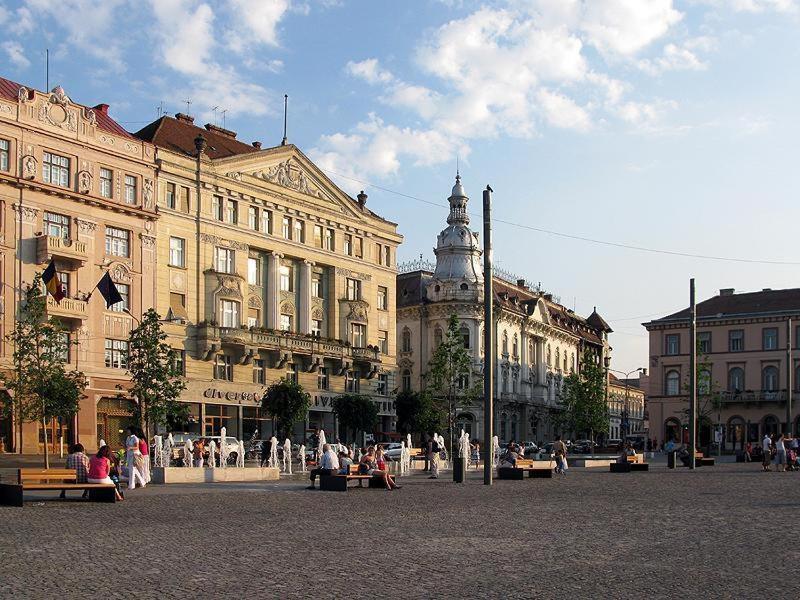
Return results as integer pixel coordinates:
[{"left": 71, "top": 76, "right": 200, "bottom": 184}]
[{"left": 608, "top": 367, "right": 647, "bottom": 450}]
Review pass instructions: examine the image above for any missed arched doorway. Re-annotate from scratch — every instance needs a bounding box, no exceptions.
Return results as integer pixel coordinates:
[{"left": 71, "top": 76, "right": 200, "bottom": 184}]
[
  {"left": 96, "top": 397, "right": 135, "bottom": 450},
  {"left": 727, "top": 416, "right": 745, "bottom": 452},
  {"left": 762, "top": 415, "right": 780, "bottom": 438},
  {"left": 455, "top": 413, "right": 475, "bottom": 438},
  {"left": 664, "top": 418, "right": 681, "bottom": 445}
]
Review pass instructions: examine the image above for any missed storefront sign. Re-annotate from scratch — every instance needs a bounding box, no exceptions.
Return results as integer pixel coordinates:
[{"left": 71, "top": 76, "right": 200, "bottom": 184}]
[{"left": 203, "top": 388, "right": 262, "bottom": 403}]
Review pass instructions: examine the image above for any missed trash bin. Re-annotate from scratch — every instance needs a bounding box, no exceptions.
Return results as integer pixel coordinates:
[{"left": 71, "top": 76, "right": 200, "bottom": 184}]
[
  {"left": 452, "top": 456, "right": 467, "bottom": 483},
  {"left": 667, "top": 450, "right": 677, "bottom": 469}
]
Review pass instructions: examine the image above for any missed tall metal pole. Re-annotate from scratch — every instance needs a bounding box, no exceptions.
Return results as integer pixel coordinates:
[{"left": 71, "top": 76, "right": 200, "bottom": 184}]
[
  {"left": 482, "top": 186, "right": 494, "bottom": 486},
  {"left": 689, "top": 278, "right": 697, "bottom": 470},
  {"left": 786, "top": 318, "right": 793, "bottom": 435}
]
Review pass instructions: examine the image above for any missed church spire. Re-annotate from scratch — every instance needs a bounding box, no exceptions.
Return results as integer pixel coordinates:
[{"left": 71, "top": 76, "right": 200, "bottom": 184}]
[{"left": 447, "top": 173, "right": 469, "bottom": 226}]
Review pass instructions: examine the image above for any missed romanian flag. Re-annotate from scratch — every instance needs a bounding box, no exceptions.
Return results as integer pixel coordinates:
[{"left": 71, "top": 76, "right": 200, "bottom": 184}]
[
  {"left": 97, "top": 271, "right": 123, "bottom": 309},
  {"left": 42, "top": 259, "right": 65, "bottom": 303}
]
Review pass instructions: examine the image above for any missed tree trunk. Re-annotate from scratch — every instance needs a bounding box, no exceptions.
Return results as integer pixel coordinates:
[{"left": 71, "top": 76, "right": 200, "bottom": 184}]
[{"left": 42, "top": 414, "right": 50, "bottom": 469}]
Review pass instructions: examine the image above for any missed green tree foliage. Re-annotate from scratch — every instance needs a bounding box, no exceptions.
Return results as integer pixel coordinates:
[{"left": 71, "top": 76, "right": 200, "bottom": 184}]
[
  {"left": 0, "top": 274, "right": 87, "bottom": 467},
  {"left": 125, "top": 308, "right": 187, "bottom": 440},
  {"left": 427, "top": 313, "right": 481, "bottom": 451},
  {"left": 331, "top": 394, "right": 379, "bottom": 444},
  {"left": 261, "top": 378, "right": 311, "bottom": 440},
  {"left": 395, "top": 390, "right": 443, "bottom": 440},
  {"left": 556, "top": 349, "right": 608, "bottom": 441}
]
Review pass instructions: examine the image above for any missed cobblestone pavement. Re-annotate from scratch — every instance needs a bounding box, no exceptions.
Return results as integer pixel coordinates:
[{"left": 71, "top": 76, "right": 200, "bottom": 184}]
[{"left": 1, "top": 462, "right": 798, "bottom": 599}]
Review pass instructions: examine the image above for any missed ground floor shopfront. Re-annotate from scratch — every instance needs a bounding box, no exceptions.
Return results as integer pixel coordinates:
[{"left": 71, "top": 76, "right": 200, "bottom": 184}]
[{"left": 453, "top": 398, "right": 563, "bottom": 446}]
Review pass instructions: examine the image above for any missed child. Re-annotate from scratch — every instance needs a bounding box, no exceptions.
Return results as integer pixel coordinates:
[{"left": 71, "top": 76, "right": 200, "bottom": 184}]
[{"left": 109, "top": 452, "right": 125, "bottom": 500}]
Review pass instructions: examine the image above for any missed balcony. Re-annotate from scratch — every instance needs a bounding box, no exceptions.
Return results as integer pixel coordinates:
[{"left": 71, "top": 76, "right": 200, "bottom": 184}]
[
  {"left": 720, "top": 390, "right": 789, "bottom": 404},
  {"left": 46, "top": 296, "right": 88, "bottom": 323},
  {"left": 36, "top": 235, "right": 88, "bottom": 266}
]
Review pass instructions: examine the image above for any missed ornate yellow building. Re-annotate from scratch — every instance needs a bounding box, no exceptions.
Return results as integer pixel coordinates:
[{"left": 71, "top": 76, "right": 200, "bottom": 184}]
[
  {"left": 0, "top": 77, "right": 158, "bottom": 453},
  {"left": 134, "top": 114, "right": 402, "bottom": 442}
]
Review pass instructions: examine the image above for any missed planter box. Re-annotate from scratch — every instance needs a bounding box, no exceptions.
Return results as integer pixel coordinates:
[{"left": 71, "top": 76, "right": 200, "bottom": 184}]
[{"left": 151, "top": 466, "right": 280, "bottom": 484}]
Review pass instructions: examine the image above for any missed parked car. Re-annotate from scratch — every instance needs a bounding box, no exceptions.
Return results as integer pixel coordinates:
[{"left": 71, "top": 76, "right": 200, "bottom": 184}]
[
  {"left": 380, "top": 442, "right": 404, "bottom": 461},
  {"left": 520, "top": 441, "right": 539, "bottom": 456},
  {"left": 604, "top": 439, "right": 623, "bottom": 452},
  {"left": 572, "top": 439, "right": 596, "bottom": 454}
]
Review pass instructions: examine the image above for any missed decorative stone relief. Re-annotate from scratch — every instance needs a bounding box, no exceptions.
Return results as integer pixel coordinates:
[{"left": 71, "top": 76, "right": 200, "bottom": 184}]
[
  {"left": 280, "top": 301, "right": 295, "bottom": 315},
  {"left": 199, "top": 233, "right": 249, "bottom": 252},
  {"left": 38, "top": 86, "right": 77, "bottom": 132},
  {"left": 248, "top": 295, "right": 262, "bottom": 309},
  {"left": 342, "top": 299, "right": 369, "bottom": 322},
  {"left": 140, "top": 234, "right": 156, "bottom": 249},
  {"left": 143, "top": 179, "right": 154, "bottom": 208},
  {"left": 226, "top": 172, "right": 242, "bottom": 181},
  {"left": 75, "top": 218, "right": 97, "bottom": 233},
  {"left": 22, "top": 155, "right": 36, "bottom": 179},
  {"left": 78, "top": 170, "right": 92, "bottom": 194},
  {"left": 99, "top": 134, "right": 115, "bottom": 146},
  {"left": 335, "top": 267, "right": 372, "bottom": 281},
  {"left": 212, "top": 274, "right": 243, "bottom": 300},
  {"left": 170, "top": 271, "right": 186, "bottom": 291},
  {"left": 124, "top": 141, "right": 138, "bottom": 153},
  {"left": 110, "top": 263, "right": 133, "bottom": 283},
  {"left": 311, "top": 307, "right": 324, "bottom": 320},
  {"left": 253, "top": 159, "right": 331, "bottom": 200},
  {"left": 0, "top": 103, "right": 12, "bottom": 115},
  {"left": 18, "top": 86, "right": 31, "bottom": 103},
  {"left": 84, "top": 107, "right": 96, "bottom": 126},
  {"left": 15, "top": 205, "right": 39, "bottom": 222}
]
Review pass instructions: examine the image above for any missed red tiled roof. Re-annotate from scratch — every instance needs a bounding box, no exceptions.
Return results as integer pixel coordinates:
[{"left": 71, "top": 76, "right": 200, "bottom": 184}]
[
  {"left": 647, "top": 287, "right": 800, "bottom": 325},
  {"left": 0, "top": 76, "right": 134, "bottom": 139},
  {"left": 134, "top": 115, "right": 260, "bottom": 159}
]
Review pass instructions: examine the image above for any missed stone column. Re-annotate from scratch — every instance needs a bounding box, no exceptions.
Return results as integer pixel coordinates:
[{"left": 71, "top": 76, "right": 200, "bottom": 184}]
[
  {"left": 537, "top": 339, "right": 546, "bottom": 385},
  {"left": 266, "top": 251, "right": 282, "bottom": 329},
  {"left": 298, "top": 260, "right": 314, "bottom": 335},
  {"left": 520, "top": 331, "right": 529, "bottom": 393}
]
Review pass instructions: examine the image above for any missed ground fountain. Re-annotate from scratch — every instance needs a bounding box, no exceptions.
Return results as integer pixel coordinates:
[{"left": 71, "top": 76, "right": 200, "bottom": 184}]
[
  {"left": 317, "top": 429, "right": 327, "bottom": 461},
  {"left": 299, "top": 444, "right": 306, "bottom": 472},
  {"left": 207, "top": 440, "right": 217, "bottom": 469},
  {"left": 268, "top": 436, "right": 279, "bottom": 468},
  {"left": 283, "top": 438, "right": 292, "bottom": 474},
  {"left": 183, "top": 439, "right": 193, "bottom": 467},
  {"left": 236, "top": 441, "right": 245, "bottom": 467},
  {"left": 219, "top": 427, "right": 229, "bottom": 469},
  {"left": 153, "top": 435, "right": 163, "bottom": 468}
]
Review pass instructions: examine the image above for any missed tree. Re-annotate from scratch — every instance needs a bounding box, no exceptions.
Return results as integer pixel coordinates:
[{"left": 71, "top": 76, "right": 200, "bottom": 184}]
[
  {"left": 0, "top": 274, "right": 87, "bottom": 468},
  {"left": 261, "top": 378, "right": 310, "bottom": 440},
  {"left": 395, "top": 389, "right": 443, "bottom": 441},
  {"left": 124, "top": 308, "right": 187, "bottom": 441},
  {"left": 680, "top": 342, "right": 723, "bottom": 451},
  {"left": 426, "top": 313, "right": 481, "bottom": 453},
  {"left": 331, "top": 394, "right": 378, "bottom": 444},
  {"left": 556, "top": 349, "right": 608, "bottom": 443}
]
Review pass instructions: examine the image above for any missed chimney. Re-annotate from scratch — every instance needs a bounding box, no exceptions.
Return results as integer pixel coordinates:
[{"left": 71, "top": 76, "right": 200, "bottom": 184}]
[
  {"left": 252, "top": 141, "right": 262, "bottom": 149},
  {"left": 762, "top": 288, "right": 772, "bottom": 292},
  {"left": 357, "top": 190, "right": 367, "bottom": 209},
  {"left": 205, "top": 123, "right": 237, "bottom": 139},
  {"left": 516, "top": 278, "right": 526, "bottom": 289},
  {"left": 175, "top": 113, "right": 195, "bottom": 123},
  {"left": 719, "top": 288, "right": 735, "bottom": 296},
  {"left": 544, "top": 293, "right": 553, "bottom": 301},
  {"left": 93, "top": 103, "right": 109, "bottom": 115}
]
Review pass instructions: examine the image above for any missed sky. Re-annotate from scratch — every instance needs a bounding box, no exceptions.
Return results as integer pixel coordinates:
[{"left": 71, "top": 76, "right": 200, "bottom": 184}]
[{"left": 1, "top": 0, "right": 799, "bottom": 372}]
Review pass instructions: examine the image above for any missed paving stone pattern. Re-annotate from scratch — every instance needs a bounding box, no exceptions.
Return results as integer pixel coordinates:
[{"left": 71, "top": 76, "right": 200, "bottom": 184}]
[{"left": 0, "top": 463, "right": 797, "bottom": 599}]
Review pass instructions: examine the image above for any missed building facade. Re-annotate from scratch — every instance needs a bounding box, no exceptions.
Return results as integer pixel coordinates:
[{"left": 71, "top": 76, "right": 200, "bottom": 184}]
[
  {"left": 0, "top": 78, "right": 158, "bottom": 453},
  {"left": 134, "top": 114, "right": 402, "bottom": 443},
  {"left": 607, "top": 374, "right": 645, "bottom": 441},
  {"left": 643, "top": 287, "right": 800, "bottom": 450},
  {"left": 397, "top": 176, "right": 611, "bottom": 444}
]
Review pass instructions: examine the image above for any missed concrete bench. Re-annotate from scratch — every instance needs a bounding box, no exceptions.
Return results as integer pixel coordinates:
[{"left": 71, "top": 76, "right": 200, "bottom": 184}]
[{"left": 318, "top": 465, "right": 395, "bottom": 492}]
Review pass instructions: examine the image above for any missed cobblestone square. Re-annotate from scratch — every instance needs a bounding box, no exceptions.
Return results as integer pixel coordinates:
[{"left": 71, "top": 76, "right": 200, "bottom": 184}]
[{"left": 1, "top": 462, "right": 796, "bottom": 599}]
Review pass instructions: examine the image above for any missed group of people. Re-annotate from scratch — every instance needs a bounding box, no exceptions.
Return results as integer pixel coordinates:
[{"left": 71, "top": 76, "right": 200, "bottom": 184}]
[
  {"left": 757, "top": 433, "right": 799, "bottom": 472},
  {"left": 307, "top": 443, "right": 401, "bottom": 490}
]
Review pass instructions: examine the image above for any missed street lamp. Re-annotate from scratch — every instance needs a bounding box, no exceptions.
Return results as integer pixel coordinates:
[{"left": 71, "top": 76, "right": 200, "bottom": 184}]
[
  {"left": 123, "top": 308, "right": 141, "bottom": 325},
  {"left": 608, "top": 367, "right": 647, "bottom": 451}
]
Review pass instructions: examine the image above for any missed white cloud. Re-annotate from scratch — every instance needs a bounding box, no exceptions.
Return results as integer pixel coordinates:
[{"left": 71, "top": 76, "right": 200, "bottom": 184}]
[
  {"left": 702, "top": 0, "right": 799, "bottom": 13},
  {"left": 346, "top": 58, "right": 394, "bottom": 84},
  {"left": 2, "top": 41, "right": 31, "bottom": 70},
  {"left": 579, "top": 0, "right": 683, "bottom": 56},
  {"left": 638, "top": 37, "right": 715, "bottom": 74},
  {"left": 535, "top": 88, "right": 592, "bottom": 131},
  {"left": 226, "top": 0, "right": 291, "bottom": 51}
]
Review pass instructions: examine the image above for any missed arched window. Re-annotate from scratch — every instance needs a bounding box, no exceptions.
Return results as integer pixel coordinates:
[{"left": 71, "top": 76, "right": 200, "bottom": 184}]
[
  {"left": 456, "top": 413, "right": 474, "bottom": 436},
  {"left": 512, "top": 334, "right": 518, "bottom": 358},
  {"left": 555, "top": 348, "right": 560, "bottom": 369},
  {"left": 529, "top": 341, "right": 535, "bottom": 363},
  {"left": 433, "top": 327, "right": 443, "bottom": 350},
  {"left": 510, "top": 413, "right": 519, "bottom": 441},
  {"left": 502, "top": 331, "right": 508, "bottom": 355},
  {"left": 502, "top": 368, "right": 508, "bottom": 393},
  {"left": 401, "top": 369, "right": 411, "bottom": 392},
  {"left": 401, "top": 328, "right": 411, "bottom": 352},
  {"left": 460, "top": 326, "right": 470, "bottom": 349},
  {"left": 546, "top": 345, "right": 551, "bottom": 366},
  {"left": 460, "top": 282, "right": 468, "bottom": 291},
  {"left": 728, "top": 367, "right": 744, "bottom": 392},
  {"left": 698, "top": 369, "right": 711, "bottom": 396},
  {"left": 762, "top": 366, "right": 779, "bottom": 392},
  {"left": 665, "top": 370, "right": 680, "bottom": 396},
  {"left": 563, "top": 354, "right": 567, "bottom": 372},
  {"left": 511, "top": 371, "right": 518, "bottom": 394},
  {"left": 664, "top": 417, "right": 681, "bottom": 443},
  {"left": 763, "top": 415, "right": 779, "bottom": 436},
  {"left": 570, "top": 353, "right": 575, "bottom": 373}
]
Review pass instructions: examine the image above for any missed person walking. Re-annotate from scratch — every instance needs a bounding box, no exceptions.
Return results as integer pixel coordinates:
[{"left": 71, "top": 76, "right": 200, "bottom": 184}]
[
  {"left": 138, "top": 429, "right": 151, "bottom": 485},
  {"left": 125, "top": 426, "right": 146, "bottom": 489},
  {"left": 553, "top": 435, "right": 568, "bottom": 475},
  {"left": 774, "top": 433, "right": 787, "bottom": 472},
  {"left": 744, "top": 441, "right": 752, "bottom": 462},
  {"left": 427, "top": 433, "right": 440, "bottom": 479},
  {"left": 762, "top": 433, "right": 773, "bottom": 472}
]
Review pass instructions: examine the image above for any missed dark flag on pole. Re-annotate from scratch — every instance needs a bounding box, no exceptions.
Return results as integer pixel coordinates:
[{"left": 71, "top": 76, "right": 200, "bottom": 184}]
[
  {"left": 42, "top": 259, "right": 65, "bottom": 303},
  {"left": 97, "top": 271, "right": 123, "bottom": 309}
]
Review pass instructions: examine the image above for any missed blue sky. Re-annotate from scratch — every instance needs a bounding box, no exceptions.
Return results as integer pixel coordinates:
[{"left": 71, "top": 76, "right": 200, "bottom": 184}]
[{"left": 2, "top": 0, "right": 799, "bottom": 371}]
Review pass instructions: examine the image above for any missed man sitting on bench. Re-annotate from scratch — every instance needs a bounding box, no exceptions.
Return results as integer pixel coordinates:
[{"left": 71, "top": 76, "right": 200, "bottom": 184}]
[{"left": 308, "top": 444, "right": 339, "bottom": 489}]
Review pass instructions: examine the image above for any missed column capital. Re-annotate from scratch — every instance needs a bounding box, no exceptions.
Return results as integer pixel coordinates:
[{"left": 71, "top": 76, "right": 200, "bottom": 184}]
[
  {"left": 269, "top": 251, "right": 284, "bottom": 259},
  {"left": 303, "top": 259, "right": 315, "bottom": 267}
]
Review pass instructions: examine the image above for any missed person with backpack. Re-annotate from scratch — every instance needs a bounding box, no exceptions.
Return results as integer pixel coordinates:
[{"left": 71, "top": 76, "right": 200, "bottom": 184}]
[{"left": 427, "top": 432, "right": 440, "bottom": 479}]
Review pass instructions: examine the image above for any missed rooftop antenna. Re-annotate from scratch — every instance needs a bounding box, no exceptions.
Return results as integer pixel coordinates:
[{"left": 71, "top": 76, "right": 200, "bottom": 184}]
[
  {"left": 184, "top": 98, "right": 192, "bottom": 115},
  {"left": 281, "top": 94, "right": 288, "bottom": 145},
  {"left": 456, "top": 155, "right": 459, "bottom": 177},
  {"left": 211, "top": 106, "right": 219, "bottom": 125},
  {"left": 221, "top": 109, "right": 227, "bottom": 129},
  {"left": 45, "top": 48, "right": 49, "bottom": 91},
  {"left": 156, "top": 101, "right": 165, "bottom": 118}
]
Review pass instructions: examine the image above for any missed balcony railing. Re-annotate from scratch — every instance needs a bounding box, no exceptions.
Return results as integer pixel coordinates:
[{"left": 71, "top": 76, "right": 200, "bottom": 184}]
[
  {"left": 720, "top": 390, "right": 788, "bottom": 404},
  {"left": 36, "top": 235, "right": 88, "bottom": 265},
  {"left": 46, "top": 296, "right": 88, "bottom": 321}
]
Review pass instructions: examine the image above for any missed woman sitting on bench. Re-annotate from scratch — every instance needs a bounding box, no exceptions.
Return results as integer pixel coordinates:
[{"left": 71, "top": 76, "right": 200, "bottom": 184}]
[
  {"left": 360, "top": 447, "right": 399, "bottom": 490},
  {"left": 88, "top": 446, "right": 124, "bottom": 502}
]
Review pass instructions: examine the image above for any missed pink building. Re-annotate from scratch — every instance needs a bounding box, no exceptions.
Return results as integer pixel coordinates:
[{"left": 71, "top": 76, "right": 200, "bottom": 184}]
[{"left": 643, "top": 287, "right": 799, "bottom": 450}]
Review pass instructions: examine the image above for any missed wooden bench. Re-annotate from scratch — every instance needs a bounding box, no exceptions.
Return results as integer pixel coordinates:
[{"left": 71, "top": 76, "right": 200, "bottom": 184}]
[
  {"left": 680, "top": 452, "right": 714, "bottom": 467},
  {"left": 318, "top": 465, "right": 395, "bottom": 492},
  {"left": 497, "top": 459, "right": 554, "bottom": 480},
  {"left": 0, "top": 468, "right": 117, "bottom": 507},
  {"left": 611, "top": 458, "right": 650, "bottom": 472}
]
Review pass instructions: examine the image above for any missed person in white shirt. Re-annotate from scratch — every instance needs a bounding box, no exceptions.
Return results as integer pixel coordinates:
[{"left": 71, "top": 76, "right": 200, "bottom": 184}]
[
  {"left": 774, "top": 434, "right": 787, "bottom": 472},
  {"left": 762, "top": 434, "right": 772, "bottom": 472},
  {"left": 307, "top": 444, "right": 340, "bottom": 489}
]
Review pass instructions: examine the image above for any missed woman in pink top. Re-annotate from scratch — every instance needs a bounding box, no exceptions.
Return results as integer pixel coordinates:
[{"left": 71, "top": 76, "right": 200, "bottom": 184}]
[
  {"left": 138, "top": 430, "right": 151, "bottom": 484},
  {"left": 88, "top": 446, "right": 124, "bottom": 501}
]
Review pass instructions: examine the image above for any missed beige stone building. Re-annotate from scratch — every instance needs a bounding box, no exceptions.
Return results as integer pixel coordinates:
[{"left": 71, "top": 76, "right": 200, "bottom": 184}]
[
  {"left": 134, "top": 114, "right": 402, "bottom": 443},
  {"left": 607, "top": 374, "right": 645, "bottom": 441},
  {"left": 0, "top": 77, "right": 158, "bottom": 453}
]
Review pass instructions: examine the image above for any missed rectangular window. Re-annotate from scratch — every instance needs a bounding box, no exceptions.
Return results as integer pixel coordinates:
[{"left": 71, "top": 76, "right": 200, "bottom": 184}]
[
  {"left": 280, "top": 313, "right": 293, "bottom": 332},
  {"left": 124, "top": 175, "right": 137, "bottom": 204},
  {"left": 213, "top": 195, "right": 224, "bottom": 221},
  {"left": 169, "top": 237, "right": 185, "bottom": 267},
  {"left": 169, "top": 293, "right": 187, "bottom": 319},
  {"left": 698, "top": 331, "right": 711, "bottom": 354},
  {"left": 317, "top": 366, "right": 329, "bottom": 390},
  {"left": 104, "top": 339, "right": 128, "bottom": 369},
  {"left": 665, "top": 334, "right": 679, "bottom": 356},
  {"left": 227, "top": 199, "right": 238, "bottom": 224},
  {"left": 312, "top": 273, "right": 323, "bottom": 298},
  {"left": 248, "top": 308, "right": 260, "bottom": 328},
  {"left": 214, "top": 355, "right": 233, "bottom": 381},
  {"left": 311, "top": 319, "right": 323, "bottom": 337},
  {"left": 43, "top": 212, "right": 70, "bottom": 239},
  {"left": 314, "top": 224, "right": 323, "bottom": 248},
  {"left": 351, "top": 323, "right": 366, "bottom": 348},
  {"left": 262, "top": 210, "right": 272, "bottom": 234},
  {"left": 378, "top": 330, "right": 388, "bottom": 354},
  {"left": 287, "top": 363, "right": 299, "bottom": 384},
  {"left": 324, "top": 228, "right": 335, "bottom": 251},
  {"left": 253, "top": 359, "right": 265, "bottom": 384},
  {"left": 179, "top": 186, "right": 190, "bottom": 213},
  {"left": 377, "top": 286, "right": 388, "bottom": 310},
  {"left": 763, "top": 327, "right": 778, "bottom": 351},
  {"left": 165, "top": 182, "right": 176, "bottom": 208},
  {"left": 346, "top": 369, "right": 361, "bottom": 393},
  {"left": 215, "top": 247, "right": 235, "bottom": 274},
  {"left": 105, "top": 226, "right": 130, "bottom": 257},
  {"left": 0, "top": 139, "right": 9, "bottom": 171},
  {"left": 382, "top": 245, "right": 390, "bottom": 266},
  {"left": 729, "top": 329, "right": 744, "bottom": 352},
  {"left": 375, "top": 242, "right": 382, "bottom": 264},
  {"left": 280, "top": 265, "right": 293, "bottom": 292},
  {"left": 248, "top": 206, "right": 258, "bottom": 230},
  {"left": 220, "top": 299, "right": 239, "bottom": 328},
  {"left": 57, "top": 272, "right": 70, "bottom": 298},
  {"left": 172, "top": 349, "right": 186, "bottom": 375},
  {"left": 248, "top": 257, "right": 261, "bottom": 285},
  {"left": 344, "top": 234, "right": 352, "bottom": 256},
  {"left": 109, "top": 283, "right": 130, "bottom": 312},
  {"left": 282, "top": 216, "right": 291, "bottom": 239},
  {"left": 100, "top": 168, "right": 113, "bottom": 199},
  {"left": 354, "top": 237, "right": 363, "bottom": 258},
  {"left": 377, "top": 373, "right": 388, "bottom": 396},
  {"left": 43, "top": 151, "right": 70, "bottom": 187},
  {"left": 346, "top": 278, "right": 361, "bottom": 301}
]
